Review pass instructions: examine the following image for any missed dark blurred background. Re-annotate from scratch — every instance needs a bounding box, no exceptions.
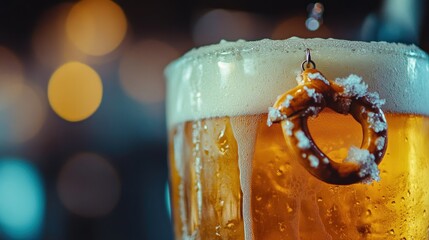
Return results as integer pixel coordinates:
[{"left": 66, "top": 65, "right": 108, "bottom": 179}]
[{"left": 0, "top": 0, "right": 427, "bottom": 239}]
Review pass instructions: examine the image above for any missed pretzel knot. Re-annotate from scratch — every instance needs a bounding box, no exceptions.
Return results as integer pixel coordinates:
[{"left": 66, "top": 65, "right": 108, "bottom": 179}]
[{"left": 267, "top": 69, "right": 388, "bottom": 185}]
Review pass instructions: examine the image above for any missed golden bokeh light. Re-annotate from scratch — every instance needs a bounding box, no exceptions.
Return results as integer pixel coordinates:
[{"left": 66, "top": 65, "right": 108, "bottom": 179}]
[
  {"left": 0, "top": 84, "right": 46, "bottom": 144},
  {"left": 57, "top": 153, "right": 121, "bottom": 218},
  {"left": 272, "top": 15, "right": 332, "bottom": 39},
  {"left": 0, "top": 47, "right": 25, "bottom": 108},
  {"left": 48, "top": 62, "right": 103, "bottom": 122},
  {"left": 66, "top": 0, "right": 127, "bottom": 56},
  {"left": 119, "top": 39, "right": 179, "bottom": 104}
]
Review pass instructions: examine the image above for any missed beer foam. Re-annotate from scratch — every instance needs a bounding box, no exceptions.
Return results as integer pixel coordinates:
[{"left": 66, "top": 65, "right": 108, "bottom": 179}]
[
  {"left": 166, "top": 37, "right": 429, "bottom": 128},
  {"left": 230, "top": 116, "right": 260, "bottom": 240}
]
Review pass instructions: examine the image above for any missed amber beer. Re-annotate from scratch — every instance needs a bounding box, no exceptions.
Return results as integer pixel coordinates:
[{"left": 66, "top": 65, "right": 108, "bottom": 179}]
[{"left": 166, "top": 38, "right": 429, "bottom": 239}]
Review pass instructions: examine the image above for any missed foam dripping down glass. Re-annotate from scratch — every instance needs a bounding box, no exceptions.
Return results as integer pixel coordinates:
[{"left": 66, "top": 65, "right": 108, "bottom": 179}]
[{"left": 165, "top": 38, "right": 429, "bottom": 239}]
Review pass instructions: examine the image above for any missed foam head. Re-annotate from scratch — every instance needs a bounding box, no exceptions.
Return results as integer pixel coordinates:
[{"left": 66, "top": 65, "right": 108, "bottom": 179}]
[{"left": 165, "top": 38, "right": 429, "bottom": 128}]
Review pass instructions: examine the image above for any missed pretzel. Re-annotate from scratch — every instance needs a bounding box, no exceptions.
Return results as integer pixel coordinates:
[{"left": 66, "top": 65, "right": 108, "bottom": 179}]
[{"left": 267, "top": 66, "right": 388, "bottom": 185}]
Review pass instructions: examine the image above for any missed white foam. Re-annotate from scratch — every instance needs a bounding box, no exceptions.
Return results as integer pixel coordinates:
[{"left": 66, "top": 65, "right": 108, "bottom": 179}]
[
  {"left": 166, "top": 37, "right": 429, "bottom": 128},
  {"left": 230, "top": 116, "right": 260, "bottom": 240}
]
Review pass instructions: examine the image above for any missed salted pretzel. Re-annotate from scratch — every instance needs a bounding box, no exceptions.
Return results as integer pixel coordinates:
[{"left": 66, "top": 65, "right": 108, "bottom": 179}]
[{"left": 267, "top": 49, "right": 388, "bottom": 185}]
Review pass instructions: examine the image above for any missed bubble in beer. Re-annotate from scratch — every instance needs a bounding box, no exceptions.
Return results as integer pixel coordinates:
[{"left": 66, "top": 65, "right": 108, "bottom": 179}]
[
  {"left": 366, "top": 209, "right": 372, "bottom": 216},
  {"left": 66, "top": 0, "right": 127, "bottom": 56},
  {"left": 48, "top": 62, "right": 103, "bottom": 122},
  {"left": 57, "top": 153, "right": 121, "bottom": 218}
]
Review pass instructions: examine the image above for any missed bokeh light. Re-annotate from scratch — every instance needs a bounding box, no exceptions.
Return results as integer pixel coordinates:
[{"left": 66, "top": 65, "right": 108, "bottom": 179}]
[
  {"left": 119, "top": 39, "right": 179, "bottom": 104},
  {"left": 66, "top": 0, "right": 127, "bottom": 56},
  {"left": 57, "top": 153, "right": 121, "bottom": 218},
  {"left": 272, "top": 15, "right": 332, "bottom": 39},
  {"left": 192, "top": 9, "right": 268, "bottom": 46},
  {"left": 0, "top": 46, "right": 24, "bottom": 109},
  {"left": 0, "top": 84, "right": 46, "bottom": 144},
  {"left": 48, "top": 61, "right": 103, "bottom": 122},
  {"left": 32, "top": 3, "right": 87, "bottom": 69},
  {"left": 305, "top": 3, "right": 324, "bottom": 31},
  {"left": 0, "top": 158, "right": 45, "bottom": 239},
  {"left": 305, "top": 17, "right": 320, "bottom": 31}
]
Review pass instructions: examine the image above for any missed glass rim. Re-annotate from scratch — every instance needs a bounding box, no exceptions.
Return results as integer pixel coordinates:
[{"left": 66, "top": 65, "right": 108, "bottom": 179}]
[{"left": 166, "top": 37, "right": 428, "bottom": 75}]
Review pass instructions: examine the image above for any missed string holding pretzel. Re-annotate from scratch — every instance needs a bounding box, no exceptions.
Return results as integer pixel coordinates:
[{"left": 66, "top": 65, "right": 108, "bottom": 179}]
[{"left": 267, "top": 49, "right": 388, "bottom": 185}]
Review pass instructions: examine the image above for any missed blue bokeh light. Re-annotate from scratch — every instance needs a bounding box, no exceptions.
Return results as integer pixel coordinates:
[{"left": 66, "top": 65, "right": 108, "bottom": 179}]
[{"left": 0, "top": 158, "right": 45, "bottom": 239}]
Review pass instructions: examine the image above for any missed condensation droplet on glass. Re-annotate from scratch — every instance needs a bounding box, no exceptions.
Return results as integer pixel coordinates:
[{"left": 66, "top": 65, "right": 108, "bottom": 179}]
[
  {"left": 215, "top": 225, "right": 221, "bottom": 236},
  {"left": 217, "top": 128, "right": 229, "bottom": 154},
  {"left": 317, "top": 197, "right": 323, "bottom": 202},
  {"left": 366, "top": 209, "right": 372, "bottom": 216},
  {"left": 357, "top": 224, "right": 371, "bottom": 235},
  {"left": 286, "top": 203, "right": 293, "bottom": 213},
  {"left": 255, "top": 195, "right": 262, "bottom": 201},
  {"left": 391, "top": 200, "right": 396, "bottom": 204},
  {"left": 278, "top": 222, "right": 286, "bottom": 232},
  {"left": 276, "top": 168, "right": 284, "bottom": 176},
  {"left": 226, "top": 221, "right": 235, "bottom": 229},
  {"left": 389, "top": 229, "right": 395, "bottom": 235}
]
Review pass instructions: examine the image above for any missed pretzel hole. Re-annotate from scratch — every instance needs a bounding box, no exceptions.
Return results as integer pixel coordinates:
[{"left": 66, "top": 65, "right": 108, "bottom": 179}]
[{"left": 307, "top": 108, "right": 363, "bottom": 163}]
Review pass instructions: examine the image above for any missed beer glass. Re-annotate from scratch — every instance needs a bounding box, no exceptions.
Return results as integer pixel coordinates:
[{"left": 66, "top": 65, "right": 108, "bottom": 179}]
[{"left": 165, "top": 38, "right": 429, "bottom": 239}]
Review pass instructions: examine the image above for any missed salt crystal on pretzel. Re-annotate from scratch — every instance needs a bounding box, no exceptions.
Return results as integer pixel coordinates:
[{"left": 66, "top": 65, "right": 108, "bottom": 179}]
[{"left": 344, "top": 146, "right": 380, "bottom": 183}]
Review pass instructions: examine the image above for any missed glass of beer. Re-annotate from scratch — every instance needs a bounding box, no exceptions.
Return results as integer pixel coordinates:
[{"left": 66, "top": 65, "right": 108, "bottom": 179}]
[{"left": 165, "top": 38, "right": 429, "bottom": 239}]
